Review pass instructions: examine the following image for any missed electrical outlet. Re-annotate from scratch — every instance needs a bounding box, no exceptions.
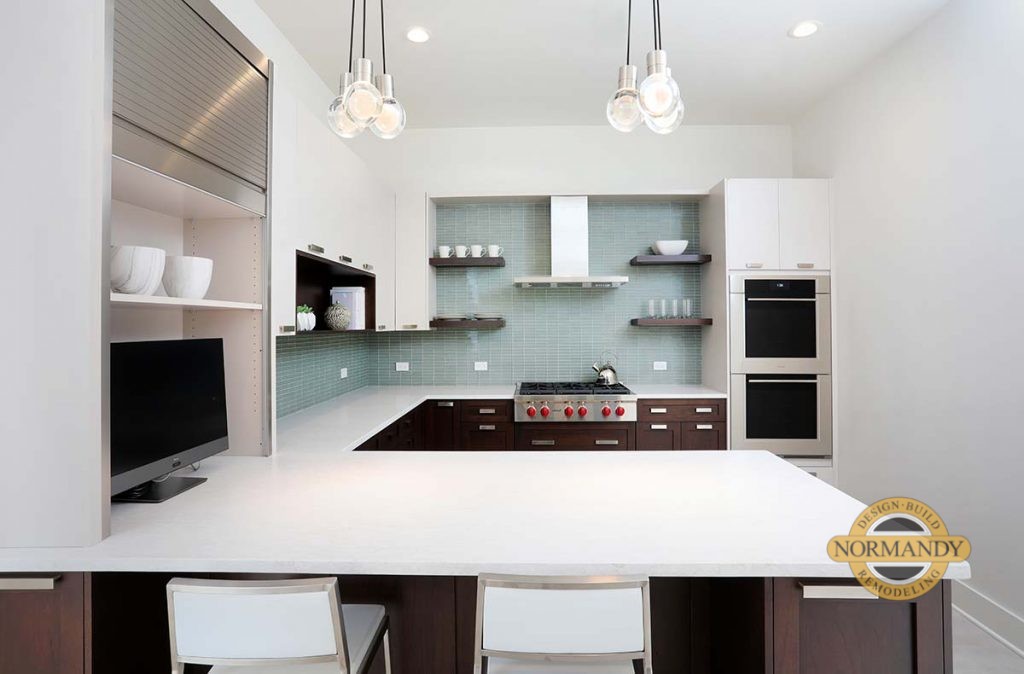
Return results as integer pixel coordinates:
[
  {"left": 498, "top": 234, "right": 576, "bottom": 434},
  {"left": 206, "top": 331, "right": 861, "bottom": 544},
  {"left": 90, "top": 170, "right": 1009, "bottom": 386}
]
[
  {"left": 474, "top": 361, "right": 488, "bottom": 371},
  {"left": 653, "top": 361, "right": 668, "bottom": 371},
  {"left": 395, "top": 362, "right": 410, "bottom": 372},
  {"left": 339, "top": 368, "right": 348, "bottom": 379}
]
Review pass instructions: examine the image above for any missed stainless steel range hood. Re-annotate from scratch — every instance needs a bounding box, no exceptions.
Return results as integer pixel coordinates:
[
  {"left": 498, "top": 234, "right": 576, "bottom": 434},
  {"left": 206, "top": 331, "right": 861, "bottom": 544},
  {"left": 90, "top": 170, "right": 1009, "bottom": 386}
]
[{"left": 514, "top": 196, "right": 629, "bottom": 288}]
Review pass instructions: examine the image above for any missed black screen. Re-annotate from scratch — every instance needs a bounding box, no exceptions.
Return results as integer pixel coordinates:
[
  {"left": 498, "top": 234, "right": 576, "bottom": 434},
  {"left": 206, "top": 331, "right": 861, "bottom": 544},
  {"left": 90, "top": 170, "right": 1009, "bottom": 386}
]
[
  {"left": 743, "top": 280, "right": 819, "bottom": 359},
  {"left": 110, "top": 339, "right": 228, "bottom": 477},
  {"left": 745, "top": 375, "right": 818, "bottom": 439}
]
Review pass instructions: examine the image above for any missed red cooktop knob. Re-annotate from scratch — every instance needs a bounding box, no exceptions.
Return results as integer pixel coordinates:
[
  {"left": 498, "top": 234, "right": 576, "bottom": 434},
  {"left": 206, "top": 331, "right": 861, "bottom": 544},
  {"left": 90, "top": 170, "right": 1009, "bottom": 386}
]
[
  {"left": 578, "top": 405, "right": 588, "bottom": 417},
  {"left": 564, "top": 405, "right": 575, "bottom": 417},
  {"left": 602, "top": 405, "right": 612, "bottom": 417},
  {"left": 615, "top": 405, "right": 626, "bottom": 417},
  {"left": 540, "top": 405, "right": 551, "bottom": 418},
  {"left": 526, "top": 406, "right": 537, "bottom": 418}
]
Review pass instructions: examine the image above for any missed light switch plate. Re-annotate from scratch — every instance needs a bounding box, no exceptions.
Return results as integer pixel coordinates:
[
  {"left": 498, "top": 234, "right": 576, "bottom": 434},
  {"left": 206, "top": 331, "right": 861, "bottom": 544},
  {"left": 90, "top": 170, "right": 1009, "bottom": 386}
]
[
  {"left": 653, "top": 361, "right": 668, "bottom": 371},
  {"left": 339, "top": 368, "right": 348, "bottom": 379},
  {"left": 474, "top": 361, "right": 488, "bottom": 371},
  {"left": 395, "top": 362, "right": 410, "bottom": 372}
]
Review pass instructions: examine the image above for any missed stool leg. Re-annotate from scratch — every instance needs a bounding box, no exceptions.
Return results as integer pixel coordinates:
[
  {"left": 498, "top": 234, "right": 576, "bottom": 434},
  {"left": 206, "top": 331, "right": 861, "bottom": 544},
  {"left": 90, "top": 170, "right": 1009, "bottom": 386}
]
[{"left": 383, "top": 629, "right": 392, "bottom": 674}]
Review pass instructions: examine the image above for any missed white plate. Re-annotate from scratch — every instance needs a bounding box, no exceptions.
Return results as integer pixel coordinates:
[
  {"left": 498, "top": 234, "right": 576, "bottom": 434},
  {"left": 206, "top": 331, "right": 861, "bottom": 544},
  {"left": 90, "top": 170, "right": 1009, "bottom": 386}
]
[{"left": 435, "top": 314, "right": 465, "bottom": 321}]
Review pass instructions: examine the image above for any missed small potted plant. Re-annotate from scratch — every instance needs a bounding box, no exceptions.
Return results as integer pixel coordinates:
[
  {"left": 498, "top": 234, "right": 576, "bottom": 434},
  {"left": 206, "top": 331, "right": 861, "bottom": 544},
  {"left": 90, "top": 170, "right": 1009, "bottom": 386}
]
[{"left": 296, "top": 305, "right": 316, "bottom": 332}]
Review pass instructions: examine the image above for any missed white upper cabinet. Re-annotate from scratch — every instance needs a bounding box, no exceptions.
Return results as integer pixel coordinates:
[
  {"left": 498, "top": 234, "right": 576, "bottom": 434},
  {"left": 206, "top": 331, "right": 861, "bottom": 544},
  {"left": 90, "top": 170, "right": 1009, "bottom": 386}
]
[
  {"left": 724, "top": 178, "right": 830, "bottom": 271},
  {"left": 725, "top": 179, "right": 780, "bottom": 270},
  {"left": 779, "top": 179, "right": 830, "bottom": 270}
]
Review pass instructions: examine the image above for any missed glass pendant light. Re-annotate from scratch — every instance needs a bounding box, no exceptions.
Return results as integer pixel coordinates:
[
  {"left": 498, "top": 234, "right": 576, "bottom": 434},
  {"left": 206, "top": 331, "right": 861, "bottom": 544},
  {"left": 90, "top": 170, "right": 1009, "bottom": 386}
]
[
  {"left": 639, "top": 49, "right": 681, "bottom": 119},
  {"left": 607, "top": 0, "right": 642, "bottom": 132},
  {"left": 343, "top": 57, "right": 383, "bottom": 125},
  {"left": 371, "top": 74, "right": 406, "bottom": 139},
  {"left": 329, "top": 72, "right": 363, "bottom": 137}
]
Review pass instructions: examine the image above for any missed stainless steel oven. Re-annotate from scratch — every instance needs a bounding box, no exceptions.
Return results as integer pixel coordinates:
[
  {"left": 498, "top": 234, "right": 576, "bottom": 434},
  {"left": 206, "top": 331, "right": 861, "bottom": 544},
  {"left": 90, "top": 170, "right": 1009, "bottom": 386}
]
[
  {"left": 730, "top": 275, "right": 831, "bottom": 374},
  {"left": 731, "top": 374, "right": 832, "bottom": 458}
]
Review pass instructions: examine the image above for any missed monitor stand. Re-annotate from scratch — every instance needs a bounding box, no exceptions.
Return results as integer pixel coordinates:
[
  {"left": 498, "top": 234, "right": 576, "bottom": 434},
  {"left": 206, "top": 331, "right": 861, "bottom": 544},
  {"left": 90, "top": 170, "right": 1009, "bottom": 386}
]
[{"left": 112, "top": 476, "right": 207, "bottom": 503}]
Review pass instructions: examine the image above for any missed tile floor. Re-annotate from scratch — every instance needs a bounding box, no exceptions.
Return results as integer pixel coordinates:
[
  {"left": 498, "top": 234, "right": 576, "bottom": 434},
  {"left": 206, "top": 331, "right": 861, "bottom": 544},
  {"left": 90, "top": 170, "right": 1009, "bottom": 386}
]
[{"left": 955, "top": 611, "right": 1024, "bottom": 673}]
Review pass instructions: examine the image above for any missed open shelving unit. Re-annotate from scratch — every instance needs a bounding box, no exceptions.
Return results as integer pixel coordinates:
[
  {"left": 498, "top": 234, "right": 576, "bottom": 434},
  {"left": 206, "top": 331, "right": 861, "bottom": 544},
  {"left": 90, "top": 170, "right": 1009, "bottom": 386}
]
[
  {"left": 429, "top": 256, "right": 506, "bottom": 267},
  {"left": 630, "top": 318, "right": 713, "bottom": 326},
  {"left": 110, "top": 293, "right": 262, "bottom": 311},
  {"left": 429, "top": 318, "right": 506, "bottom": 329},
  {"left": 294, "top": 250, "right": 376, "bottom": 334},
  {"left": 630, "top": 254, "right": 712, "bottom": 266}
]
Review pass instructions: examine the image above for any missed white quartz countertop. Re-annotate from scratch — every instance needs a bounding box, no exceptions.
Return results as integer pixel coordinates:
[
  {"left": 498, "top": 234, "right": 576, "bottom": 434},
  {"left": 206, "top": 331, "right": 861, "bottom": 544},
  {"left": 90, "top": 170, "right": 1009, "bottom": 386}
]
[
  {"left": 0, "top": 449, "right": 970, "bottom": 579},
  {"left": 628, "top": 384, "right": 727, "bottom": 399}
]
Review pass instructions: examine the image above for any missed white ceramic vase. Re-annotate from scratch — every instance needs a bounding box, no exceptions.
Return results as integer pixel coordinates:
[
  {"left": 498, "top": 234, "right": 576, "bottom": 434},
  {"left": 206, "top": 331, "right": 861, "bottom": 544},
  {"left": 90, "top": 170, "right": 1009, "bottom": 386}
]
[
  {"left": 162, "top": 256, "right": 214, "bottom": 299},
  {"left": 297, "top": 312, "right": 316, "bottom": 331},
  {"left": 111, "top": 245, "right": 166, "bottom": 295}
]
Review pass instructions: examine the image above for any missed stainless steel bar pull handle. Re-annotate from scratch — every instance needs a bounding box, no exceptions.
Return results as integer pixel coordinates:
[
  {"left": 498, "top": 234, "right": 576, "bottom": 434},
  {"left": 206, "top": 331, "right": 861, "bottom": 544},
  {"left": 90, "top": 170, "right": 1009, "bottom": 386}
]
[
  {"left": 339, "top": 254, "right": 353, "bottom": 263},
  {"left": 746, "top": 297, "right": 816, "bottom": 303},
  {"left": 437, "top": 401, "right": 455, "bottom": 407},
  {"left": 279, "top": 325, "right": 295, "bottom": 334},
  {"left": 531, "top": 440, "right": 555, "bottom": 446},
  {"left": 650, "top": 424, "right": 668, "bottom": 430},
  {"left": 650, "top": 408, "right": 668, "bottom": 414},
  {"left": 745, "top": 262, "right": 763, "bottom": 269},
  {"left": 696, "top": 424, "right": 714, "bottom": 430},
  {"left": 801, "top": 585, "right": 876, "bottom": 600},
  {"left": 478, "top": 408, "right": 496, "bottom": 414},
  {"left": 479, "top": 425, "right": 495, "bottom": 431},
  {"left": 0, "top": 575, "right": 60, "bottom": 591},
  {"left": 595, "top": 439, "right": 620, "bottom": 446},
  {"left": 695, "top": 407, "right": 713, "bottom": 413},
  {"left": 797, "top": 262, "right": 815, "bottom": 269},
  {"left": 402, "top": 324, "right": 418, "bottom": 330},
  {"left": 307, "top": 243, "right": 325, "bottom": 254},
  {"left": 748, "top": 379, "right": 818, "bottom": 384}
]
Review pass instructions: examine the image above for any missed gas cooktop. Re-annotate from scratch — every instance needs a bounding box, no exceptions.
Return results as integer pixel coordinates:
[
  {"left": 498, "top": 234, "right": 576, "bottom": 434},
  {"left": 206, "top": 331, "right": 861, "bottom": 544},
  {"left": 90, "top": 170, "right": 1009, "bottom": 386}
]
[{"left": 514, "top": 382, "right": 637, "bottom": 422}]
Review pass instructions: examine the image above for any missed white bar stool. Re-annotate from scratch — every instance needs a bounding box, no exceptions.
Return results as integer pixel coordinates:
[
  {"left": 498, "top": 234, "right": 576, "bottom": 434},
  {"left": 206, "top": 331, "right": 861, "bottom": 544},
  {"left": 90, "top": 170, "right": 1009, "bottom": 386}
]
[
  {"left": 473, "top": 574, "right": 653, "bottom": 674},
  {"left": 166, "top": 577, "right": 391, "bottom": 674}
]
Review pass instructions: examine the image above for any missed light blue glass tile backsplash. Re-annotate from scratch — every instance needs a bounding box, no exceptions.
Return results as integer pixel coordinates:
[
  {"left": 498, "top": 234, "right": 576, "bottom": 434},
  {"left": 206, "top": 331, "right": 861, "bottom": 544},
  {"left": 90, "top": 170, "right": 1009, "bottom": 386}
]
[
  {"left": 276, "top": 201, "right": 705, "bottom": 416},
  {"left": 375, "top": 200, "right": 703, "bottom": 385}
]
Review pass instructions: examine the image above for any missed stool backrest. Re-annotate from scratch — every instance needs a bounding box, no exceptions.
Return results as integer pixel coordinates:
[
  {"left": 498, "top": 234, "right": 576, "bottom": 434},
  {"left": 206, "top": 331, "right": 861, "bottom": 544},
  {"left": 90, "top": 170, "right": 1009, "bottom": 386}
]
[
  {"left": 167, "top": 577, "right": 348, "bottom": 674},
  {"left": 474, "top": 574, "right": 652, "bottom": 672}
]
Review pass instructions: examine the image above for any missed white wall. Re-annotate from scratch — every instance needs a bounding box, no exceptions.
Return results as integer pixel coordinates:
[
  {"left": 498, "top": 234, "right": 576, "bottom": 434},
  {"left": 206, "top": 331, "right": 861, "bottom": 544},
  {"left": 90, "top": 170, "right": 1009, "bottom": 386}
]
[
  {"left": 348, "top": 125, "right": 793, "bottom": 328},
  {"left": 793, "top": 0, "right": 1024, "bottom": 649},
  {"left": 0, "top": 0, "right": 111, "bottom": 546}
]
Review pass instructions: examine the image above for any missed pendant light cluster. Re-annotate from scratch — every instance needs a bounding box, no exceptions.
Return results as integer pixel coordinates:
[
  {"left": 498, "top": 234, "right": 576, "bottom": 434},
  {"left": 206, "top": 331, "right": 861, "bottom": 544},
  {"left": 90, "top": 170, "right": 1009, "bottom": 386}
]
[
  {"left": 606, "top": 0, "right": 684, "bottom": 134},
  {"left": 328, "top": 0, "right": 406, "bottom": 139}
]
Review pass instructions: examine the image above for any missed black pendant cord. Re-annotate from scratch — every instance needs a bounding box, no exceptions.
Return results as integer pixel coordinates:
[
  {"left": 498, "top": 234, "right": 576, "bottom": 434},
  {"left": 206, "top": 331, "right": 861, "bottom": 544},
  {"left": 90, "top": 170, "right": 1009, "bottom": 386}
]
[
  {"left": 625, "top": 0, "right": 632, "bottom": 64},
  {"left": 361, "top": 0, "right": 367, "bottom": 58},
  {"left": 380, "top": 0, "right": 387, "bottom": 73},
  {"left": 656, "top": 0, "right": 663, "bottom": 50},
  {"left": 347, "top": 0, "right": 356, "bottom": 72}
]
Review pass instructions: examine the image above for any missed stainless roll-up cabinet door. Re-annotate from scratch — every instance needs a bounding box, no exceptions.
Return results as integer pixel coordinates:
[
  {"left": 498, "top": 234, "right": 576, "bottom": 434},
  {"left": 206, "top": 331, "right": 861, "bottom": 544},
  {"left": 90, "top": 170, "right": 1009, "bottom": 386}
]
[{"left": 113, "top": 0, "right": 269, "bottom": 214}]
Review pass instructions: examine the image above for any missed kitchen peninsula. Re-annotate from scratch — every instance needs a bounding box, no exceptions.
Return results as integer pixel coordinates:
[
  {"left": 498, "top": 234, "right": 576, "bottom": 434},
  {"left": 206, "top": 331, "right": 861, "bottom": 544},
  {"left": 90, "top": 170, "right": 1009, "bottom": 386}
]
[{"left": 0, "top": 444, "right": 966, "bottom": 672}]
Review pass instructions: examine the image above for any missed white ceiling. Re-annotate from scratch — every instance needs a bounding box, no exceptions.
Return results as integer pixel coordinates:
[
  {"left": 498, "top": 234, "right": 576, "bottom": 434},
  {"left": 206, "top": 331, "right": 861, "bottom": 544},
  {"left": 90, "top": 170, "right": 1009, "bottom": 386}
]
[{"left": 255, "top": 0, "right": 947, "bottom": 127}]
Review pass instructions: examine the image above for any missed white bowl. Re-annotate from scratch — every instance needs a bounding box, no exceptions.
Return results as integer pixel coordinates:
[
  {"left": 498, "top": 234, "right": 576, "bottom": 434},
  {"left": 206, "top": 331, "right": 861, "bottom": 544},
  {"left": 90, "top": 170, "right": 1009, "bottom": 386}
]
[
  {"left": 110, "top": 245, "right": 166, "bottom": 295},
  {"left": 652, "top": 240, "right": 689, "bottom": 255},
  {"left": 162, "top": 256, "right": 214, "bottom": 299}
]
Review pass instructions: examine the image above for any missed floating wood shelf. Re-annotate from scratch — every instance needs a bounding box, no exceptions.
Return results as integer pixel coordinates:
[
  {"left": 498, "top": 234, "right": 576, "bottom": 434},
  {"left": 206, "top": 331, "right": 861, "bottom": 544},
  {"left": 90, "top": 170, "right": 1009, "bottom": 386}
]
[
  {"left": 429, "top": 318, "right": 506, "bottom": 329},
  {"left": 630, "top": 254, "right": 712, "bottom": 266},
  {"left": 429, "top": 257, "right": 505, "bottom": 268},
  {"left": 110, "top": 293, "right": 262, "bottom": 311},
  {"left": 630, "top": 318, "right": 713, "bottom": 326}
]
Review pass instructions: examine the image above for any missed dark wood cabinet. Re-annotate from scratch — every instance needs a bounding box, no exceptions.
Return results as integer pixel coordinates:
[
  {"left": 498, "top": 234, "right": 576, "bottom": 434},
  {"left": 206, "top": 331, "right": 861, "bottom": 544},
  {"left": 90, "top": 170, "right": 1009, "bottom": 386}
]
[
  {"left": 772, "top": 578, "right": 952, "bottom": 674},
  {"left": 515, "top": 423, "right": 635, "bottom": 450},
  {"left": 636, "top": 421, "right": 682, "bottom": 450},
  {"left": 459, "top": 422, "right": 514, "bottom": 451},
  {"left": 636, "top": 400, "right": 727, "bottom": 451},
  {"left": 422, "top": 400, "right": 458, "bottom": 450},
  {"left": 0, "top": 573, "right": 87, "bottom": 674}
]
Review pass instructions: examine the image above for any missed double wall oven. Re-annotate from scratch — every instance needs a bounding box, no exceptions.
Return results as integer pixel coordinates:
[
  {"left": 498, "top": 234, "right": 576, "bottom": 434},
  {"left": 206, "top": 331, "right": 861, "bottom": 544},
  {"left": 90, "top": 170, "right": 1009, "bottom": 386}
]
[{"left": 730, "top": 275, "right": 832, "bottom": 458}]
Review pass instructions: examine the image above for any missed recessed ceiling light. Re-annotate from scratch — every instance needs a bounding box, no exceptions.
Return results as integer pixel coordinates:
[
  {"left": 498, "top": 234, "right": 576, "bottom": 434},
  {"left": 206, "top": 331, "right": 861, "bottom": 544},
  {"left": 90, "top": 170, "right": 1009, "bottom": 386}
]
[
  {"left": 788, "top": 20, "right": 821, "bottom": 39},
  {"left": 406, "top": 27, "right": 430, "bottom": 43}
]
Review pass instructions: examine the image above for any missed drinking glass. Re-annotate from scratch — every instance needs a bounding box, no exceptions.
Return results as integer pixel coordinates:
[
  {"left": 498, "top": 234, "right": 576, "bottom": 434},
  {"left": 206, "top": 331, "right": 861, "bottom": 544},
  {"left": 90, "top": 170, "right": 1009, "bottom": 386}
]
[{"left": 682, "top": 298, "right": 693, "bottom": 318}]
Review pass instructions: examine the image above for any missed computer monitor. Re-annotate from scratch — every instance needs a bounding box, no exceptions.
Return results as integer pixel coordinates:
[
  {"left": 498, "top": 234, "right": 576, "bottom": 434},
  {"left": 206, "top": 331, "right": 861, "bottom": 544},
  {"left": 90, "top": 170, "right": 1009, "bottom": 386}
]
[{"left": 110, "top": 338, "right": 228, "bottom": 503}]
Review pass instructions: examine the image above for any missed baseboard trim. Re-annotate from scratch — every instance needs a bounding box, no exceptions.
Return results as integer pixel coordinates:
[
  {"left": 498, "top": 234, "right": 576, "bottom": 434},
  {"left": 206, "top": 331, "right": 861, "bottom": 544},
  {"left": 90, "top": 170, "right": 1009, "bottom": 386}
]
[{"left": 953, "top": 580, "right": 1024, "bottom": 658}]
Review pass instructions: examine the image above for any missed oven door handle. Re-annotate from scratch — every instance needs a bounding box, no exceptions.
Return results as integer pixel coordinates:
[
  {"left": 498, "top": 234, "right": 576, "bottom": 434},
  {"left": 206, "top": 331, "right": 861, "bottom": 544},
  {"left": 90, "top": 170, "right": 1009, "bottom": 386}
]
[
  {"left": 747, "top": 379, "right": 819, "bottom": 384},
  {"left": 745, "top": 297, "right": 817, "bottom": 302}
]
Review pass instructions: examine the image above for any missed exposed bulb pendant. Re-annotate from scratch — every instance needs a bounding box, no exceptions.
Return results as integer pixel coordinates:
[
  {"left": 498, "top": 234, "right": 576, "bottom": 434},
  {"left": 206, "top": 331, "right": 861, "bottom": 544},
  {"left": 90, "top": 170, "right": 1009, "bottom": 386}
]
[
  {"left": 606, "top": 65, "right": 642, "bottom": 132},
  {"left": 371, "top": 73, "right": 406, "bottom": 139},
  {"left": 344, "top": 57, "right": 383, "bottom": 125},
  {"left": 329, "top": 72, "right": 363, "bottom": 137}
]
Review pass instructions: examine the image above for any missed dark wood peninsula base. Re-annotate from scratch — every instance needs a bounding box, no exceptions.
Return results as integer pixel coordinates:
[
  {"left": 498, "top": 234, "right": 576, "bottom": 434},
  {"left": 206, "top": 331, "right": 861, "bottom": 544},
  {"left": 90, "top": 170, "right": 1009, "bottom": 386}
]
[{"left": 0, "top": 573, "right": 952, "bottom": 674}]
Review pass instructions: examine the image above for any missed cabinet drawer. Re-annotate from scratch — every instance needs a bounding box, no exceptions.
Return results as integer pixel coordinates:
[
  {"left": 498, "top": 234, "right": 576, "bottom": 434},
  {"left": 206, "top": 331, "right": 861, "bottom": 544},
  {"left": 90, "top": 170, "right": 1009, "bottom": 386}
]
[
  {"left": 461, "top": 400, "right": 513, "bottom": 423},
  {"left": 681, "top": 421, "right": 726, "bottom": 451},
  {"left": 459, "top": 422, "right": 514, "bottom": 451},
  {"left": 515, "top": 424, "right": 634, "bottom": 451},
  {"left": 636, "top": 422, "right": 681, "bottom": 451},
  {"left": 638, "top": 399, "right": 726, "bottom": 422}
]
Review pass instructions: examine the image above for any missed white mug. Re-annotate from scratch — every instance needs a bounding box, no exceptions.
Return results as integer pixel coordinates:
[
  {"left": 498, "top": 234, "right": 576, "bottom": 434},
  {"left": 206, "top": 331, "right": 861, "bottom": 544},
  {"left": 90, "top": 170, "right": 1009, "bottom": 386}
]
[
  {"left": 470, "top": 244, "right": 484, "bottom": 257},
  {"left": 455, "top": 245, "right": 469, "bottom": 258},
  {"left": 437, "top": 245, "right": 452, "bottom": 257},
  {"left": 487, "top": 245, "right": 503, "bottom": 257}
]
